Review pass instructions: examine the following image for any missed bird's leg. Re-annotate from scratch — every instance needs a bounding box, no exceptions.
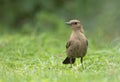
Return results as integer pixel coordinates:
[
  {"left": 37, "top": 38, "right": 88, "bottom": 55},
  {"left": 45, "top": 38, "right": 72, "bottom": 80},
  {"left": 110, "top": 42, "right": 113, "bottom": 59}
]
[
  {"left": 80, "top": 57, "right": 84, "bottom": 69},
  {"left": 70, "top": 58, "right": 72, "bottom": 68}
]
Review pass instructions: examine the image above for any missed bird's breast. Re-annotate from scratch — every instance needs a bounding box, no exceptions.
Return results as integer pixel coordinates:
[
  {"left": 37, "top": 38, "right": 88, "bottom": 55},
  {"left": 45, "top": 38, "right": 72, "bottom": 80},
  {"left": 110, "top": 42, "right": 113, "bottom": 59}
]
[{"left": 67, "top": 32, "right": 87, "bottom": 58}]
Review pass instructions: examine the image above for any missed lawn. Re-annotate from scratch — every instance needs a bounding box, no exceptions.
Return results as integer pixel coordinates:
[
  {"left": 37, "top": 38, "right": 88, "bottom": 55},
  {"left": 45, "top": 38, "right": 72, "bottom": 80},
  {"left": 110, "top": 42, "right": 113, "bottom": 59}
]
[{"left": 0, "top": 29, "right": 120, "bottom": 82}]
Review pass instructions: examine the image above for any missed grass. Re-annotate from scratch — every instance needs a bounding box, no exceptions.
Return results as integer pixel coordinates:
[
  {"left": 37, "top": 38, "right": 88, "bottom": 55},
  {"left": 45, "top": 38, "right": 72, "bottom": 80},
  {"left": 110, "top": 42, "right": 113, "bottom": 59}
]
[{"left": 0, "top": 30, "right": 120, "bottom": 82}]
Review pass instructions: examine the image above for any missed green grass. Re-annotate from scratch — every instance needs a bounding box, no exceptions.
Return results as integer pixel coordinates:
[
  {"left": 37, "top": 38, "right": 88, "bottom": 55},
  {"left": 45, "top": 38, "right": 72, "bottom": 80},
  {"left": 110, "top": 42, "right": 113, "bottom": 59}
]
[{"left": 0, "top": 31, "right": 120, "bottom": 82}]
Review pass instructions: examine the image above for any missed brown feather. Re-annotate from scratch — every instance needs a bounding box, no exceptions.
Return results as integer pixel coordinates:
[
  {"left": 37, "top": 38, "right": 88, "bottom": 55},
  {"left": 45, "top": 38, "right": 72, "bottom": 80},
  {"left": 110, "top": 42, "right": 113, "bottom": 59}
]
[{"left": 63, "top": 19, "right": 88, "bottom": 67}]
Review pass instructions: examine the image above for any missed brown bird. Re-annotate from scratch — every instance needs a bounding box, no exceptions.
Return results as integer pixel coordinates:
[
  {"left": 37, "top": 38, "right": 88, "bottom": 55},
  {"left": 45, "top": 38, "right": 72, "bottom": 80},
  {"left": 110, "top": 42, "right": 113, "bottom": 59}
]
[{"left": 63, "top": 19, "right": 88, "bottom": 68}]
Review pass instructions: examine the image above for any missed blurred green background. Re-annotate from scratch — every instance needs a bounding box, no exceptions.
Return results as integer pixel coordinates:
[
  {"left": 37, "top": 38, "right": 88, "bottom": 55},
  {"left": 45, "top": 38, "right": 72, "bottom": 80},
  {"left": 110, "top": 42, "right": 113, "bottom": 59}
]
[
  {"left": 0, "top": 0, "right": 120, "bottom": 37},
  {"left": 0, "top": 0, "right": 120, "bottom": 82}
]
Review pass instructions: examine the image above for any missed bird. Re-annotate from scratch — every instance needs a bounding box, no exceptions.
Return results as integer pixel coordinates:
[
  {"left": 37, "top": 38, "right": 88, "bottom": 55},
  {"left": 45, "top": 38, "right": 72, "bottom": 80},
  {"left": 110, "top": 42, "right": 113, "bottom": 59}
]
[{"left": 62, "top": 19, "right": 88, "bottom": 68}]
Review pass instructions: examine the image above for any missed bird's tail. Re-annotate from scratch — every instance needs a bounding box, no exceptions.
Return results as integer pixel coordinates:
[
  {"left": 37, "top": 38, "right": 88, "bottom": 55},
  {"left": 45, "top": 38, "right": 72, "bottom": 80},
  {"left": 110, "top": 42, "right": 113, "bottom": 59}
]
[{"left": 62, "top": 57, "right": 76, "bottom": 64}]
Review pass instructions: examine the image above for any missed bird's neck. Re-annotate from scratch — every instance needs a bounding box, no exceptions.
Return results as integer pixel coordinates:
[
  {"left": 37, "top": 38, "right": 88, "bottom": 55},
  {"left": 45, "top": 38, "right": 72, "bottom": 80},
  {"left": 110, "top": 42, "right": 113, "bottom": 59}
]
[
  {"left": 80, "top": 26, "right": 84, "bottom": 33},
  {"left": 72, "top": 28, "right": 84, "bottom": 34},
  {"left": 72, "top": 26, "right": 84, "bottom": 34}
]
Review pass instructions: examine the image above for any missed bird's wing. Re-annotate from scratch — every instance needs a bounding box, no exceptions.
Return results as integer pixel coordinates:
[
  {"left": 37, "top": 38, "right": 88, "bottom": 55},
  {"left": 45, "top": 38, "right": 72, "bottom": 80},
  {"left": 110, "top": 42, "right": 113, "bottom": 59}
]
[{"left": 66, "top": 41, "right": 72, "bottom": 49}]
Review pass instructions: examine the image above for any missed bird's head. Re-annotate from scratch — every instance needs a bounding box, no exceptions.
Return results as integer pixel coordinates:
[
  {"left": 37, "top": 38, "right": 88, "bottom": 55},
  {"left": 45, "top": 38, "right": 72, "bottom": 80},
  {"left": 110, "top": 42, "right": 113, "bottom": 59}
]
[{"left": 66, "top": 19, "right": 84, "bottom": 33}]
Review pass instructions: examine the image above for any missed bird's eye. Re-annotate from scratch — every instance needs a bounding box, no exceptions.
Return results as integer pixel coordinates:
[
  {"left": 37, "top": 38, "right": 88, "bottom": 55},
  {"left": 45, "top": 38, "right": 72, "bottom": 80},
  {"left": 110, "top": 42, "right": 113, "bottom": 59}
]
[{"left": 74, "top": 22, "right": 77, "bottom": 25}]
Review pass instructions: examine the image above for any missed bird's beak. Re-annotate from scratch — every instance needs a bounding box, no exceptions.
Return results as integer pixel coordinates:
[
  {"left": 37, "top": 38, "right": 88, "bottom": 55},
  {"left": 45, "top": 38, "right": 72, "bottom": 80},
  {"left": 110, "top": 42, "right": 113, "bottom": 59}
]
[{"left": 65, "top": 22, "right": 71, "bottom": 25}]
